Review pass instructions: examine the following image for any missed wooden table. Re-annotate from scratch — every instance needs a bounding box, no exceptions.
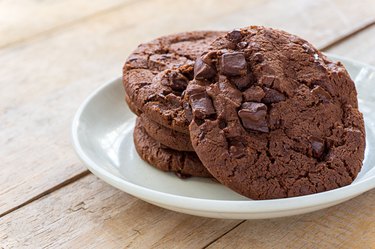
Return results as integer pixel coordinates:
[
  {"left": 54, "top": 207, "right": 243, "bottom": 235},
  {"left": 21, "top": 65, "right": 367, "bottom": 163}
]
[{"left": 1, "top": 1, "right": 375, "bottom": 248}]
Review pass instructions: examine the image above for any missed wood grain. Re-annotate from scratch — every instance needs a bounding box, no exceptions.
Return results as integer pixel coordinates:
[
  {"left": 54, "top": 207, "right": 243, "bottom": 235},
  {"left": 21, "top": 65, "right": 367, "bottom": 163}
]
[
  {"left": 205, "top": 0, "right": 375, "bottom": 49},
  {"left": 327, "top": 24, "right": 375, "bottom": 65},
  {"left": 2, "top": 0, "right": 375, "bottom": 217},
  {"left": 0, "top": 0, "right": 137, "bottom": 48},
  {"left": 1, "top": 1, "right": 375, "bottom": 248},
  {"left": 0, "top": 174, "right": 241, "bottom": 249},
  {"left": 0, "top": 0, "right": 264, "bottom": 216},
  {"left": 205, "top": 191, "right": 375, "bottom": 249}
]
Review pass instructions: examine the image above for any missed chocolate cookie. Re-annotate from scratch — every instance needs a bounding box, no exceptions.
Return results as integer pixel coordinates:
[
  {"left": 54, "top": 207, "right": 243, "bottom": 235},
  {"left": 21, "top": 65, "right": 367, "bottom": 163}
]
[
  {"left": 125, "top": 93, "right": 142, "bottom": 116},
  {"left": 123, "top": 31, "right": 224, "bottom": 134},
  {"left": 133, "top": 117, "right": 211, "bottom": 178},
  {"left": 185, "top": 26, "right": 365, "bottom": 199},
  {"left": 125, "top": 92, "right": 194, "bottom": 151},
  {"left": 139, "top": 114, "right": 194, "bottom": 151}
]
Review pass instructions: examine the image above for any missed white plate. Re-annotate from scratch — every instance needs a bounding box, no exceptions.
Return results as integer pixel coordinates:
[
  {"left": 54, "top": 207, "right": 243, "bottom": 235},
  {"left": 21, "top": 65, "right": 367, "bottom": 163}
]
[{"left": 72, "top": 55, "right": 375, "bottom": 219}]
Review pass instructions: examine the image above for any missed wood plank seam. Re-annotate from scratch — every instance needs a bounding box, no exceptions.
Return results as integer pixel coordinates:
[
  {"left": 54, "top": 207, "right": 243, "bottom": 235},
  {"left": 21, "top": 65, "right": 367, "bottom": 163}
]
[
  {"left": 0, "top": 170, "right": 90, "bottom": 219},
  {"left": 321, "top": 20, "right": 375, "bottom": 51},
  {"left": 0, "top": 0, "right": 149, "bottom": 51},
  {"left": 202, "top": 220, "right": 246, "bottom": 249}
]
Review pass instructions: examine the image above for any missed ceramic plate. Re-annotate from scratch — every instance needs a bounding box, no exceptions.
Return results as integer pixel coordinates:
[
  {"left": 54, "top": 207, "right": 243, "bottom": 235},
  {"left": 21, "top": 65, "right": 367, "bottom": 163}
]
[{"left": 72, "top": 55, "right": 375, "bottom": 219}]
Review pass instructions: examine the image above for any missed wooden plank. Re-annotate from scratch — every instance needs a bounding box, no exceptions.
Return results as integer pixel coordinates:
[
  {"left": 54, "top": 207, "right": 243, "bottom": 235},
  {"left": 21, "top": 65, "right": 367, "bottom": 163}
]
[
  {"left": 326, "top": 24, "right": 375, "bottom": 65},
  {"left": 1, "top": 0, "right": 375, "bottom": 222},
  {"left": 0, "top": 0, "right": 266, "bottom": 216},
  {"left": 0, "top": 0, "right": 136, "bottom": 48},
  {"left": 204, "top": 26, "right": 375, "bottom": 249},
  {"left": 205, "top": 191, "right": 375, "bottom": 249},
  {"left": 205, "top": 0, "right": 375, "bottom": 49},
  {"left": 0, "top": 174, "right": 241, "bottom": 248}
]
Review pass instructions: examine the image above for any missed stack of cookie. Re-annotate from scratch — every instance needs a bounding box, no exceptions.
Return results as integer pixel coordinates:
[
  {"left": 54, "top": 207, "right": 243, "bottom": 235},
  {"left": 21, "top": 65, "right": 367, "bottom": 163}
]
[
  {"left": 123, "top": 31, "right": 224, "bottom": 178},
  {"left": 123, "top": 26, "right": 365, "bottom": 199}
]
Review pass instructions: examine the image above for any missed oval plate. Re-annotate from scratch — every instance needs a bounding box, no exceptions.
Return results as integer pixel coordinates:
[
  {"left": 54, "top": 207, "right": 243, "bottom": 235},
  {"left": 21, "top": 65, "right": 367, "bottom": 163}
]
[{"left": 72, "top": 55, "right": 375, "bottom": 219}]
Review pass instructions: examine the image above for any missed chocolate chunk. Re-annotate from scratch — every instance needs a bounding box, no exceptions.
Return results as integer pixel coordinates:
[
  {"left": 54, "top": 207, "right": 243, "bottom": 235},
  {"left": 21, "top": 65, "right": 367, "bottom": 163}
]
[
  {"left": 311, "top": 85, "right": 332, "bottom": 103},
  {"left": 171, "top": 77, "right": 188, "bottom": 92},
  {"left": 238, "top": 102, "right": 269, "bottom": 132},
  {"left": 253, "top": 52, "right": 264, "bottom": 63},
  {"left": 237, "top": 41, "right": 248, "bottom": 49},
  {"left": 165, "top": 94, "right": 180, "bottom": 107},
  {"left": 190, "top": 91, "right": 216, "bottom": 119},
  {"left": 229, "top": 140, "right": 246, "bottom": 159},
  {"left": 183, "top": 101, "right": 193, "bottom": 122},
  {"left": 259, "top": 75, "right": 275, "bottom": 86},
  {"left": 302, "top": 43, "right": 315, "bottom": 54},
  {"left": 311, "top": 138, "right": 325, "bottom": 158},
  {"left": 194, "top": 58, "right": 216, "bottom": 80},
  {"left": 179, "top": 64, "right": 194, "bottom": 80},
  {"left": 231, "top": 74, "right": 252, "bottom": 90},
  {"left": 147, "top": 92, "right": 165, "bottom": 102},
  {"left": 165, "top": 71, "right": 189, "bottom": 92},
  {"left": 219, "top": 52, "right": 247, "bottom": 76},
  {"left": 219, "top": 119, "right": 227, "bottom": 129},
  {"left": 201, "top": 51, "right": 216, "bottom": 64},
  {"left": 158, "top": 70, "right": 188, "bottom": 93},
  {"left": 262, "top": 87, "right": 286, "bottom": 104},
  {"left": 243, "top": 86, "right": 265, "bottom": 102},
  {"left": 227, "top": 29, "right": 242, "bottom": 42}
]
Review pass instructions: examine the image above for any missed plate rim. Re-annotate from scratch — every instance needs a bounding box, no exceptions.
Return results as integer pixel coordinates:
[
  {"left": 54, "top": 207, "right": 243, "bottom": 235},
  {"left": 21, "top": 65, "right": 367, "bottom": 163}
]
[{"left": 71, "top": 54, "right": 375, "bottom": 214}]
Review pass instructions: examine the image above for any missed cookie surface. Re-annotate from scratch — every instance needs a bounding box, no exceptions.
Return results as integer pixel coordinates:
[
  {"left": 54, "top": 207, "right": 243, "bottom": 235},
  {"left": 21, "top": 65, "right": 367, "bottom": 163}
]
[
  {"left": 125, "top": 93, "right": 142, "bottom": 116},
  {"left": 133, "top": 117, "right": 211, "bottom": 178},
  {"left": 139, "top": 114, "right": 194, "bottom": 151},
  {"left": 123, "top": 31, "right": 224, "bottom": 134},
  {"left": 186, "top": 26, "right": 365, "bottom": 199}
]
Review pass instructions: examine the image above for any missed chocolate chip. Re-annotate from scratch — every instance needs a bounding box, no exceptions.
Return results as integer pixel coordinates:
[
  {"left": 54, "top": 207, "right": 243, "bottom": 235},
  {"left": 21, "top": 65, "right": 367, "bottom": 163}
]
[
  {"left": 311, "top": 138, "right": 325, "bottom": 159},
  {"left": 253, "top": 52, "right": 264, "bottom": 63},
  {"left": 170, "top": 72, "right": 188, "bottom": 92},
  {"left": 219, "top": 119, "right": 227, "bottom": 129},
  {"left": 237, "top": 41, "right": 248, "bottom": 49},
  {"left": 165, "top": 94, "right": 180, "bottom": 107},
  {"left": 302, "top": 43, "right": 314, "bottom": 54},
  {"left": 183, "top": 101, "right": 193, "bottom": 122},
  {"left": 201, "top": 51, "right": 216, "bottom": 64},
  {"left": 231, "top": 74, "right": 252, "bottom": 90},
  {"left": 259, "top": 75, "right": 275, "bottom": 86},
  {"left": 190, "top": 91, "right": 216, "bottom": 119},
  {"left": 311, "top": 85, "right": 332, "bottom": 103},
  {"left": 219, "top": 52, "right": 247, "bottom": 76},
  {"left": 227, "top": 29, "right": 242, "bottom": 42},
  {"left": 159, "top": 70, "right": 188, "bottom": 93},
  {"left": 238, "top": 102, "right": 269, "bottom": 132},
  {"left": 194, "top": 57, "right": 216, "bottom": 80},
  {"left": 229, "top": 140, "right": 246, "bottom": 159},
  {"left": 262, "top": 87, "right": 286, "bottom": 104},
  {"left": 171, "top": 78, "right": 188, "bottom": 92},
  {"left": 179, "top": 64, "right": 194, "bottom": 80},
  {"left": 243, "top": 86, "right": 265, "bottom": 102},
  {"left": 147, "top": 92, "right": 166, "bottom": 102}
]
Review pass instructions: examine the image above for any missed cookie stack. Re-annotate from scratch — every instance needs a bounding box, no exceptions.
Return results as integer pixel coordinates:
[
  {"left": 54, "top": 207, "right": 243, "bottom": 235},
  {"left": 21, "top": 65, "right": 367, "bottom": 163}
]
[
  {"left": 123, "top": 26, "right": 365, "bottom": 199},
  {"left": 123, "top": 31, "right": 224, "bottom": 178}
]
